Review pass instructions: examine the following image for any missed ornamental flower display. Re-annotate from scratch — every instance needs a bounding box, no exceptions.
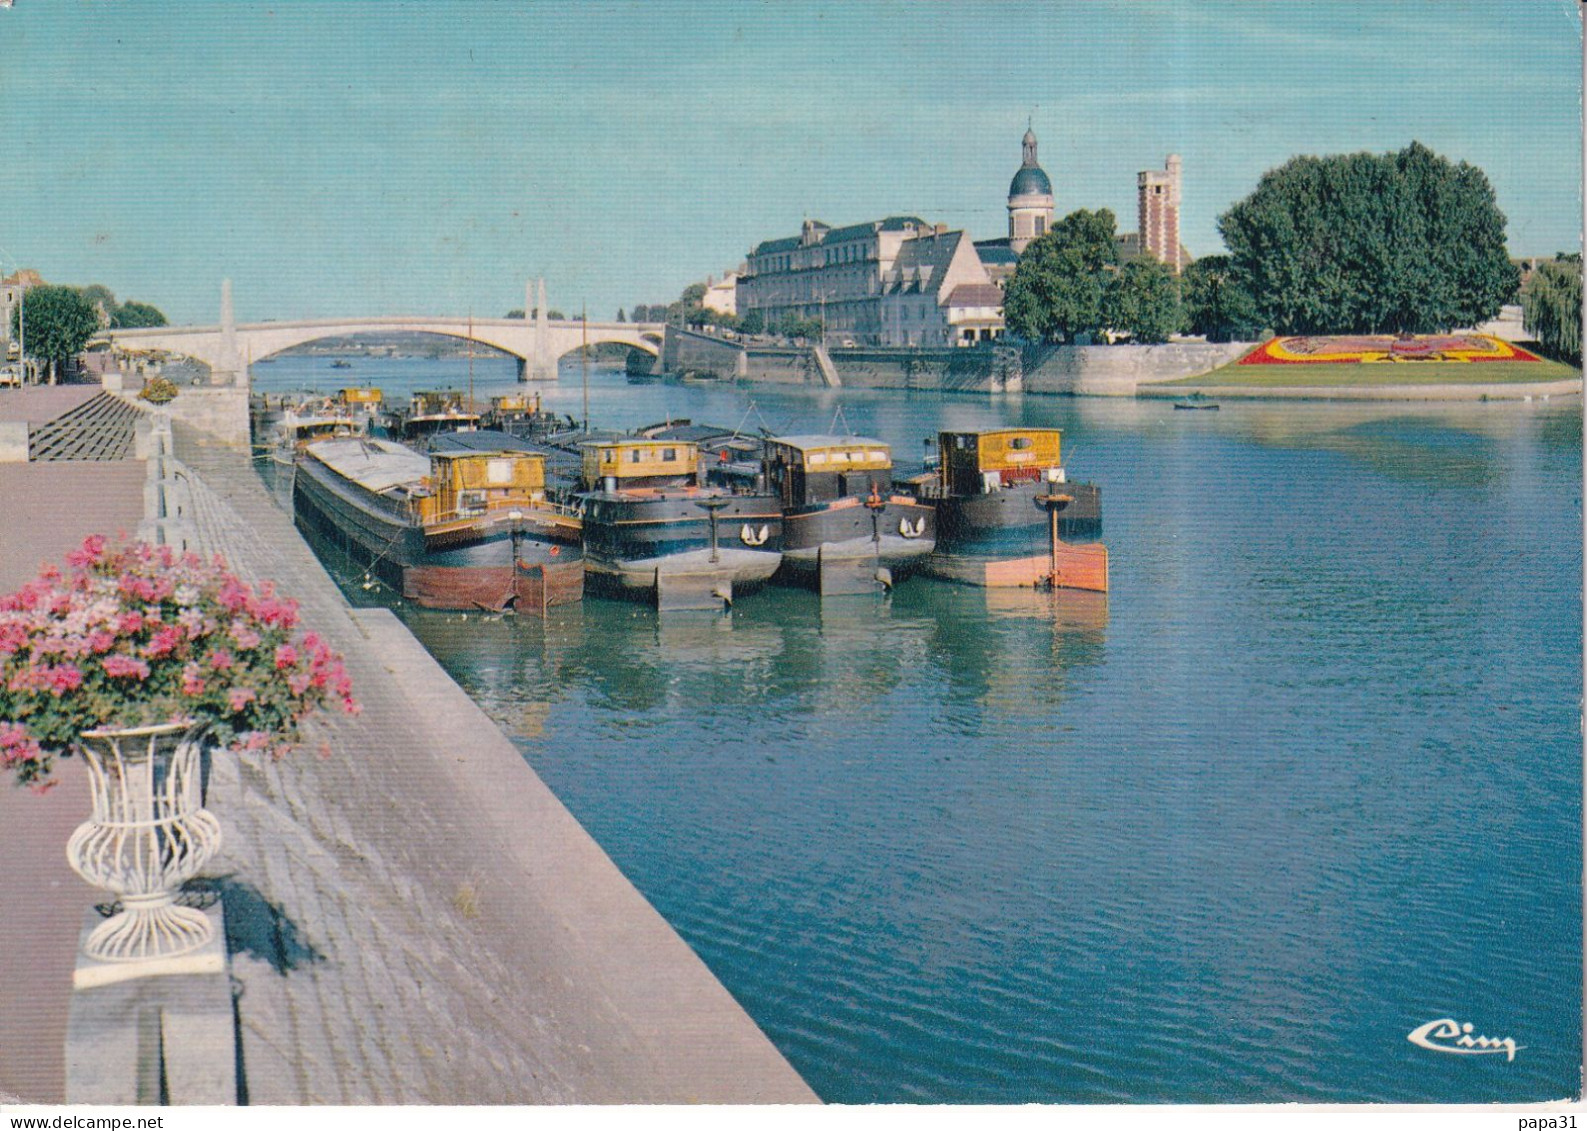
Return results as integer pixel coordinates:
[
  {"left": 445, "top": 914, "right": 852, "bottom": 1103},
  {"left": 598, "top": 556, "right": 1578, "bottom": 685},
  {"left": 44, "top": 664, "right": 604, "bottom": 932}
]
[{"left": 0, "top": 534, "right": 359, "bottom": 791}]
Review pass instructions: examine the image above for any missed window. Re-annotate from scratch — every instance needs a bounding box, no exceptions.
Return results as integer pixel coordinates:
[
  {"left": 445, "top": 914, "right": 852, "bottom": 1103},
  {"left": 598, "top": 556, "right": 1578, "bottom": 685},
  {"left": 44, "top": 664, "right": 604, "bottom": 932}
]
[
  {"left": 662, "top": 448, "right": 677, "bottom": 461},
  {"left": 1009, "top": 436, "right": 1033, "bottom": 450},
  {"left": 629, "top": 449, "right": 642, "bottom": 463},
  {"left": 487, "top": 459, "right": 514, "bottom": 484}
]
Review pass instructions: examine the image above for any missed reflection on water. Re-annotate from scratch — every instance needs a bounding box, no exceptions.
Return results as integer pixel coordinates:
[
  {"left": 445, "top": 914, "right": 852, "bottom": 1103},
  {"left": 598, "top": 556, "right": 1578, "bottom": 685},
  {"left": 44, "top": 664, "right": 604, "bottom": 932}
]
[{"left": 257, "top": 356, "right": 1581, "bottom": 1104}]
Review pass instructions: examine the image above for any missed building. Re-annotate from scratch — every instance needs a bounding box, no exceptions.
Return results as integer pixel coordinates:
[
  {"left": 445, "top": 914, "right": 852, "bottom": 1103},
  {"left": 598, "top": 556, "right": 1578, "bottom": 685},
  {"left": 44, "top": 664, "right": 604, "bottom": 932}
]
[
  {"left": 738, "top": 216, "right": 1007, "bottom": 347},
  {"left": 1, "top": 269, "right": 44, "bottom": 358},
  {"left": 1135, "top": 155, "right": 1185, "bottom": 273},
  {"left": 1006, "top": 127, "right": 1055, "bottom": 255},
  {"left": 701, "top": 271, "right": 740, "bottom": 317}
]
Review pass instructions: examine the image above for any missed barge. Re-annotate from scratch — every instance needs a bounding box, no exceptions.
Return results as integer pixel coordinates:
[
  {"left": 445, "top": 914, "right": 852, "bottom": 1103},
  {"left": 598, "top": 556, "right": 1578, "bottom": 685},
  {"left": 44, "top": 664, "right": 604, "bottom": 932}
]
[
  {"left": 576, "top": 437, "right": 783, "bottom": 609},
  {"left": 764, "top": 434, "right": 935, "bottom": 594},
  {"left": 293, "top": 436, "right": 582, "bottom": 611},
  {"left": 388, "top": 389, "right": 481, "bottom": 443},
  {"left": 902, "top": 427, "right": 1107, "bottom": 591}
]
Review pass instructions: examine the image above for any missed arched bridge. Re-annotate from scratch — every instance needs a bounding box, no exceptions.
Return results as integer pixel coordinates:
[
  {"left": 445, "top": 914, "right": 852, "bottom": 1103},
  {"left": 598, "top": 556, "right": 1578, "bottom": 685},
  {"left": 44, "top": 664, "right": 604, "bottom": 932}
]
[{"left": 99, "top": 282, "right": 664, "bottom": 382}]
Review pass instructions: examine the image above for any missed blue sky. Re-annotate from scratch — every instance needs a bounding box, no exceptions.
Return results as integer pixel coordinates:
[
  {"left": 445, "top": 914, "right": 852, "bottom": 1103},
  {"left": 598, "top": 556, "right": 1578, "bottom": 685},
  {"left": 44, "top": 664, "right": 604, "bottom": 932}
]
[{"left": 2, "top": 1, "right": 1581, "bottom": 324}]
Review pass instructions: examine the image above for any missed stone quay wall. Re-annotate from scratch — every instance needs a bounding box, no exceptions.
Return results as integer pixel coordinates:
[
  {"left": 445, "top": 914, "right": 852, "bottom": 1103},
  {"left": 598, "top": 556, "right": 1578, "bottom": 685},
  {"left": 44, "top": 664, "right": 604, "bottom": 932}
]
[
  {"left": 1020, "top": 341, "right": 1252, "bottom": 395},
  {"left": 660, "top": 326, "right": 1243, "bottom": 395}
]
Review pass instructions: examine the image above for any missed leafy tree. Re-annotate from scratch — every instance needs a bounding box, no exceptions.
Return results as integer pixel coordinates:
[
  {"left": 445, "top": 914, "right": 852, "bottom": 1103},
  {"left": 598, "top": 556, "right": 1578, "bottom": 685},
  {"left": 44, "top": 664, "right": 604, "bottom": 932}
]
[
  {"left": 616, "top": 308, "right": 626, "bottom": 322},
  {"left": 546, "top": 309, "right": 565, "bottom": 321},
  {"left": 1102, "top": 258, "right": 1185, "bottom": 344},
  {"left": 739, "top": 309, "right": 765, "bottom": 335},
  {"left": 1002, "top": 208, "right": 1119, "bottom": 342},
  {"left": 1521, "top": 255, "right": 1582, "bottom": 366},
  {"left": 13, "top": 285, "right": 99, "bottom": 383},
  {"left": 505, "top": 309, "right": 525, "bottom": 319},
  {"left": 111, "top": 301, "right": 167, "bottom": 329},
  {"left": 79, "top": 284, "right": 117, "bottom": 326},
  {"left": 1218, "top": 141, "right": 1519, "bottom": 335},
  {"left": 1181, "top": 255, "right": 1263, "bottom": 342}
]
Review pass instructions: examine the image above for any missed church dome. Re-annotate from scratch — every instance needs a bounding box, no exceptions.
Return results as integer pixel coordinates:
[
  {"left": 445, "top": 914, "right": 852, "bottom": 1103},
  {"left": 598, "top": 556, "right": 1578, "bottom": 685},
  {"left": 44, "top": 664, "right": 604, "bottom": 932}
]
[
  {"left": 1009, "top": 126, "right": 1053, "bottom": 198},
  {"left": 1009, "top": 164, "right": 1052, "bottom": 198}
]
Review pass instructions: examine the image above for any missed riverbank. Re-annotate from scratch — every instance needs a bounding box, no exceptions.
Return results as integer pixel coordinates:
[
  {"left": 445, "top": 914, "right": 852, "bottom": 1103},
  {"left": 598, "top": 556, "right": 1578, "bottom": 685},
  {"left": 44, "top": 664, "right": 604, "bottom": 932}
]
[{"left": 658, "top": 327, "right": 1581, "bottom": 401}]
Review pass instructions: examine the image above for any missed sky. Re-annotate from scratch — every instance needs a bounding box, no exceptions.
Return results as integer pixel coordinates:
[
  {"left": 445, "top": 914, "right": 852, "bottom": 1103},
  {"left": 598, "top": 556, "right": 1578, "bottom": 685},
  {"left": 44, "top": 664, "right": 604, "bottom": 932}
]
[{"left": 2, "top": 0, "right": 1581, "bottom": 326}]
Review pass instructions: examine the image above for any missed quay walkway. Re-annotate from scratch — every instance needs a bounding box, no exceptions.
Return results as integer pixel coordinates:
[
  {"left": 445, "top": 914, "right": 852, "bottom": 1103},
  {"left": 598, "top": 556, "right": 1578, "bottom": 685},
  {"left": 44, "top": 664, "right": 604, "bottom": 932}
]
[{"left": 1, "top": 395, "right": 816, "bottom": 1104}]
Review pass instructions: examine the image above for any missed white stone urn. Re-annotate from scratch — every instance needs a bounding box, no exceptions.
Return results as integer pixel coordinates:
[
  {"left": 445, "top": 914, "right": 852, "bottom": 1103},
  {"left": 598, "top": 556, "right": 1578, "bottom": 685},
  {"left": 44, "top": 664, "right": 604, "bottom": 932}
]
[{"left": 66, "top": 721, "right": 223, "bottom": 963}]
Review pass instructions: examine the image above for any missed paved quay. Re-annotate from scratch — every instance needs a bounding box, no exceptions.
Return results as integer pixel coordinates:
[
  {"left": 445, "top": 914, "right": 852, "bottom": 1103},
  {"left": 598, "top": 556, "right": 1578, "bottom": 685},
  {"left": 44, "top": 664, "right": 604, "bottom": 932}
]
[
  {"left": 0, "top": 391, "right": 150, "bottom": 1104},
  {"left": 165, "top": 423, "right": 815, "bottom": 1103},
  {"left": 2, "top": 397, "right": 816, "bottom": 1104}
]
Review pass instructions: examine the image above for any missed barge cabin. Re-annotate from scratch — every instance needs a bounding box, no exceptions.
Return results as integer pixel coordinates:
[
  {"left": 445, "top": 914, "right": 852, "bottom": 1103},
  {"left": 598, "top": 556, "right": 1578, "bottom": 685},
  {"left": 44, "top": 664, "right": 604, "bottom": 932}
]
[
  {"left": 576, "top": 437, "right": 783, "bottom": 609},
  {"left": 920, "top": 427, "right": 1102, "bottom": 553},
  {"left": 764, "top": 434, "right": 935, "bottom": 593},
  {"left": 394, "top": 389, "right": 481, "bottom": 442}
]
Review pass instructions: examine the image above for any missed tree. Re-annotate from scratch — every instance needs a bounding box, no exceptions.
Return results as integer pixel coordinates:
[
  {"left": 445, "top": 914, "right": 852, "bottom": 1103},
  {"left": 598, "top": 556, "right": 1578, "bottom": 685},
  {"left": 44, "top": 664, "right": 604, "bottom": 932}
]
[
  {"left": 1218, "top": 141, "right": 1520, "bottom": 335},
  {"left": 1002, "top": 208, "right": 1119, "bottom": 342},
  {"left": 616, "top": 308, "right": 626, "bottom": 322},
  {"left": 738, "top": 309, "right": 765, "bottom": 336},
  {"left": 13, "top": 285, "right": 99, "bottom": 383},
  {"left": 111, "top": 301, "right": 167, "bottom": 329},
  {"left": 505, "top": 309, "right": 525, "bottom": 319},
  {"left": 1181, "top": 255, "right": 1263, "bottom": 342},
  {"left": 1521, "top": 255, "right": 1582, "bottom": 366},
  {"left": 79, "top": 284, "right": 117, "bottom": 327},
  {"left": 1102, "top": 258, "right": 1185, "bottom": 344}
]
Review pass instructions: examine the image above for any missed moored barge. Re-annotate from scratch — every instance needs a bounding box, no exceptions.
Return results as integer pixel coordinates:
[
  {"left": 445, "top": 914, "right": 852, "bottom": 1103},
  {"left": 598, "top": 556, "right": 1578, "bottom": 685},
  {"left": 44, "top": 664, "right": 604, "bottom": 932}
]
[
  {"left": 903, "top": 427, "right": 1107, "bottom": 591},
  {"left": 389, "top": 389, "right": 482, "bottom": 442},
  {"left": 293, "top": 436, "right": 582, "bottom": 611},
  {"left": 576, "top": 437, "right": 783, "bottom": 609},
  {"left": 764, "top": 434, "right": 935, "bottom": 593}
]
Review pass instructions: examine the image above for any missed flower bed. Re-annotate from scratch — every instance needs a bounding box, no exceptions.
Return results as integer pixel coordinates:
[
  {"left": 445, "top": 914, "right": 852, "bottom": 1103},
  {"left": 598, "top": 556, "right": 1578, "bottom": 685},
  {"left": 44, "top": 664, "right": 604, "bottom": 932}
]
[{"left": 1239, "top": 334, "right": 1541, "bottom": 365}]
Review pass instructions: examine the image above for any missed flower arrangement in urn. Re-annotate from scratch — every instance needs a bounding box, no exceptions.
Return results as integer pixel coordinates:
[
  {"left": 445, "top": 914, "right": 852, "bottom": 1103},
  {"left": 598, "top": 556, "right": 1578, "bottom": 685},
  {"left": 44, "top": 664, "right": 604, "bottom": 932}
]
[
  {"left": 0, "top": 535, "right": 359, "bottom": 963},
  {"left": 0, "top": 535, "right": 358, "bottom": 789}
]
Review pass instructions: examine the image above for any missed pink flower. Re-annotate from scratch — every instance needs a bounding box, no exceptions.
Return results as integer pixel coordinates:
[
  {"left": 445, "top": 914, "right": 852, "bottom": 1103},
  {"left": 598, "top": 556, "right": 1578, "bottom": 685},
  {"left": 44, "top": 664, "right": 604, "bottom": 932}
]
[
  {"left": 49, "top": 664, "right": 83, "bottom": 696},
  {"left": 142, "top": 625, "right": 185, "bottom": 660},
  {"left": 274, "top": 643, "right": 299, "bottom": 671},
  {"left": 102, "top": 654, "right": 151, "bottom": 680},
  {"left": 87, "top": 630, "right": 116, "bottom": 653},
  {"left": 66, "top": 535, "right": 107, "bottom": 568},
  {"left": 230, "top": 623, "right": 261, "bottom": 650},
  {"left": 208, "top": 648, "right": 234, "bottom": 671},
  {"left": 119, "top": 611, "right": 144, "bottom": 635},
  {"left": 180, "top": 662, "right": 206, "bottom": 696},
  {"left": 227, "top": 687, "right": 256, "bottom": 712}
]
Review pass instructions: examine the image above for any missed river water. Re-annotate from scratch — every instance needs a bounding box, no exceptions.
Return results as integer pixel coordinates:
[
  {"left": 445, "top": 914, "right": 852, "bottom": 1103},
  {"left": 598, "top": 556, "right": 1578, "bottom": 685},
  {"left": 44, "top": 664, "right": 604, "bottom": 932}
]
[{"left": 254, "top": 353, "right": 1582, "bottom": 1104}]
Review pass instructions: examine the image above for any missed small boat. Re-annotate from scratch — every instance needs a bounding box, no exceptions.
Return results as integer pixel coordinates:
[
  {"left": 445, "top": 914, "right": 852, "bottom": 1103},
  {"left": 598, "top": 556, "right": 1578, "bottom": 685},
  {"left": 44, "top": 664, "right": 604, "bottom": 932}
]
[
  {"left": 292, "top": 436, "right": 582, "bottom": 612},
  {"left": 575, "top": 437, "right": 783, "bottom": 608},
  {"left": 1173, "top": 401, "right": 1220, "bottom": 411},
  {"left": 330, "top": 359, "right": 353, "bottom": 369},
  {"left": 764, "top": 434, "right": 935, "bottom": 593}
]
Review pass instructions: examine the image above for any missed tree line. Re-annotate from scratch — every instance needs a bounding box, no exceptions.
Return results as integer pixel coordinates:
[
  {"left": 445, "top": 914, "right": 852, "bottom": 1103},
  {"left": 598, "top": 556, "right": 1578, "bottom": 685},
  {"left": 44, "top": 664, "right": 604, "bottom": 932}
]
[
  {"left": 1003, "top": 141, "right": 1555, "bottom": 350},
  {"left": 11, "top": 284, "right": 168, "bottom": 383}
]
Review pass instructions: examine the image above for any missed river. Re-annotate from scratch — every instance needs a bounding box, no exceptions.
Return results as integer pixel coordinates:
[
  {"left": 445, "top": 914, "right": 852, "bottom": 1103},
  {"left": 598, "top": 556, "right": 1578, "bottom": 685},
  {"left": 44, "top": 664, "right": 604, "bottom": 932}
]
[{"left": 253, "top": 352, "right": 1582, "bottom": 1104}]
